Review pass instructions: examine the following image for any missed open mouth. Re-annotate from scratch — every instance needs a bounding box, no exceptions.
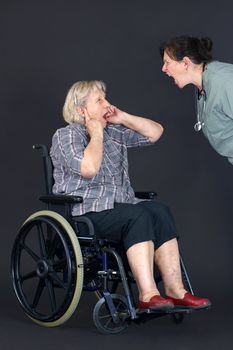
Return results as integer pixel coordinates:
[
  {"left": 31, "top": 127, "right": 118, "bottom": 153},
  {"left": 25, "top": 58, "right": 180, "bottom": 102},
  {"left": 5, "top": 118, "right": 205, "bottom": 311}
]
[
  {"left": 167, "top": 73, "right": 177, "bottom": 84},
  {"left": 103, "top": 111, "right": 111, "bottom": 120}
]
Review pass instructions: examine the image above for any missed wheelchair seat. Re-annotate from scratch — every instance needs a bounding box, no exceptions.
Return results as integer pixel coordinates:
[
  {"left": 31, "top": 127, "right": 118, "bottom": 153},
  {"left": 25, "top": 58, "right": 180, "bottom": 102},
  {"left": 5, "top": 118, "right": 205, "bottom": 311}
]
[{"left": 11, "top": 144, "right": 199, "bottom": 334}]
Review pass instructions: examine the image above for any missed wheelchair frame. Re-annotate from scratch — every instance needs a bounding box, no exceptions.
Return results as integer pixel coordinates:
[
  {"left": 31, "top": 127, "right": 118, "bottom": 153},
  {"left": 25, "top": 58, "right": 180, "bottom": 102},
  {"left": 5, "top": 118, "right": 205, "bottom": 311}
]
[{"left": 11, "top": 144, "right": 200, "bottom": 334}]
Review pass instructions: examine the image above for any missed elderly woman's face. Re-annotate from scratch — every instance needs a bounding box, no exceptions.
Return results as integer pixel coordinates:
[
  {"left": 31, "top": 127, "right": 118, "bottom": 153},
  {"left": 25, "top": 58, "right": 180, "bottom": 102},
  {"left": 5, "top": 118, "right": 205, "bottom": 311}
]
[{"left": 84, "top": 88, "right": 111, "bottom": 127}]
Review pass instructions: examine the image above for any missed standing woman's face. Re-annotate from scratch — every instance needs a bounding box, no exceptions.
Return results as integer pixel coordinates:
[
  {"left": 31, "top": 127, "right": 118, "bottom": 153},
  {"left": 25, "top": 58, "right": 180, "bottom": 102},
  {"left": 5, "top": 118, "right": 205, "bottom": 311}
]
[{"left": 162, "top": 51, "right": 189, "bottom": 88}]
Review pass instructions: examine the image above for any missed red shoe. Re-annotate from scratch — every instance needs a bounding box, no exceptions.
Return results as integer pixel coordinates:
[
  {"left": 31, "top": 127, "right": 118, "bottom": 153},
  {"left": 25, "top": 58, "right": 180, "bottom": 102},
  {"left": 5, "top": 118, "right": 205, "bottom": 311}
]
[
  {"left": 138, "top": 295, "right": 174, "bottom": 311},
  {"left": 168, "top": 292, "right": 211, "bottom": 309}
]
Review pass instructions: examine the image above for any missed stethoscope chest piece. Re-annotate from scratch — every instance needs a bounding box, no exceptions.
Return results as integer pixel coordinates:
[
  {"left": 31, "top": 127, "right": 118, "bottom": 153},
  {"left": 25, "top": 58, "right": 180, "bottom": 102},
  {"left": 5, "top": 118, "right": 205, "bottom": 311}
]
[{"left": 194, "top": 121, "right": 203, "bottom": 132}]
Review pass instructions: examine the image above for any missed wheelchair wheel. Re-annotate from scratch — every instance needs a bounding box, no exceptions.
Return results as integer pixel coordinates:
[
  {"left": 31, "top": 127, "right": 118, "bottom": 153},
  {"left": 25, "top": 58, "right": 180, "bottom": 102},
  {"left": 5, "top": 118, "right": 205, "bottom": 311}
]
[
  {"left": 93, "top": 294, "right": 129, "bottom": 334},
  {"left": 11, "top": 210, "right": 83, "bottom": 327},
  {"left": 172, "top": 313, "right": 184, "bottom": 324}
]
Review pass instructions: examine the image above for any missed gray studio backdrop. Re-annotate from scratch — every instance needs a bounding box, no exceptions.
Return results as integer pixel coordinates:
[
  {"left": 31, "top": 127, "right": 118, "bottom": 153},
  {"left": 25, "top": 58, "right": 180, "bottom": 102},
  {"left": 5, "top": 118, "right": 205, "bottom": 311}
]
[{"left": 1, "top": 0, "right": 233, "bottom": 311}]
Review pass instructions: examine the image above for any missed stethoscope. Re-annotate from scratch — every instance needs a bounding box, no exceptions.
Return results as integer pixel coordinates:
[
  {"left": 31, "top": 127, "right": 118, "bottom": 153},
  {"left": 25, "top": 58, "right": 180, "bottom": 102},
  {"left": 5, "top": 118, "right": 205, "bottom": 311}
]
[{"left": 194, "top": 87, "right": 206, "bottom": 132}]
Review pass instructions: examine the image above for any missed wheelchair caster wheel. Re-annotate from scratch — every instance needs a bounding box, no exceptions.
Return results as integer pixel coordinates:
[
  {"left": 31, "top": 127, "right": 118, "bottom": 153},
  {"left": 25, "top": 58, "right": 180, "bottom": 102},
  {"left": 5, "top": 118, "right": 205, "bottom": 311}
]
[
  {"left": 93, "top": 294, "right": 129, "bottom": 334},
  {"left": 172, "top": 313, "right": 184, "bottom": 324}
]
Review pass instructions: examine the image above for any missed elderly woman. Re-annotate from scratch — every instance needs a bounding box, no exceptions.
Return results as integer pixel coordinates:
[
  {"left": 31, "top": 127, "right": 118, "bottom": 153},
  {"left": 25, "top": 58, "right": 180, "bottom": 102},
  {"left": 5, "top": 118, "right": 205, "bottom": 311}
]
[{"left": 50, "top": 80, "right": 210, "bottom": 311}]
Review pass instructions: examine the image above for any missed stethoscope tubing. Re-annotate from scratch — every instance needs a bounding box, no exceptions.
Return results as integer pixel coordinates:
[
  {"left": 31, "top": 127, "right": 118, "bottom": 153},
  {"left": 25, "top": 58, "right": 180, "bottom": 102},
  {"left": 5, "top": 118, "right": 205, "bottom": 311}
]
[{"left": 194, "top": 87, "right": 205, "bottom": 132}]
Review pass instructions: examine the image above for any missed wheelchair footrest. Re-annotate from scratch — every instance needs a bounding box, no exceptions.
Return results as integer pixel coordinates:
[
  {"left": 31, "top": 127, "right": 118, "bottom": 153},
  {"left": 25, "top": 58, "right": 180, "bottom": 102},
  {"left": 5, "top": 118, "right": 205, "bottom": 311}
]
[{"left": 136, "top": 304, "right": 210, "bottom": 315}]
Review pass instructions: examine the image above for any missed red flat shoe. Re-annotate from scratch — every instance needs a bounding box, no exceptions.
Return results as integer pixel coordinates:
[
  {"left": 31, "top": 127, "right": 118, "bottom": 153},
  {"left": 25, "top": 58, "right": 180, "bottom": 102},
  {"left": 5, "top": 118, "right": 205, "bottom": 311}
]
[
  {"left": 138, "top": 295, "right": 174, "bottom": 311},
  {"left": 168, "top": 292, "right": 211, "bottom": 309}
]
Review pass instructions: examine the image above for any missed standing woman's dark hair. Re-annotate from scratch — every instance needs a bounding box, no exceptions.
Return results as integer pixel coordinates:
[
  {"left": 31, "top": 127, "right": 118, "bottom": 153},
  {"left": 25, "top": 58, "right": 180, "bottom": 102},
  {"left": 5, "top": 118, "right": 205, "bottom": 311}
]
[{"left": 159, "top": 35, "right": 213, "bottom": 64}]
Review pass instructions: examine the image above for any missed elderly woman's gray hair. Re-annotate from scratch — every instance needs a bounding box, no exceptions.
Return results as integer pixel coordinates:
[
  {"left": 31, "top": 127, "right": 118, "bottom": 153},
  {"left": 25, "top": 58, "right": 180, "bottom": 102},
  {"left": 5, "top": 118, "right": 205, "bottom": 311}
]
[{"left": 63, "top": 80, "right": 106, "bottom": 124}]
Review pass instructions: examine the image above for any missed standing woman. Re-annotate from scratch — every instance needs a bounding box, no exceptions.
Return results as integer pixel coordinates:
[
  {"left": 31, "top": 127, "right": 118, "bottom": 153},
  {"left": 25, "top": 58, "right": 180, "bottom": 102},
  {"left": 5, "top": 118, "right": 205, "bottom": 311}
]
[{"left": 160, "top": 35, "right": 233, "bottom": 165}]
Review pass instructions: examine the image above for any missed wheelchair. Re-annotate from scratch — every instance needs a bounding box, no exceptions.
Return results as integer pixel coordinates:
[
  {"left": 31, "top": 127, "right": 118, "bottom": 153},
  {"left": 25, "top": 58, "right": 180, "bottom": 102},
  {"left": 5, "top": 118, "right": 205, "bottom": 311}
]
[{"left": 11, "top": 144, "right": 203, "bottom": 334}]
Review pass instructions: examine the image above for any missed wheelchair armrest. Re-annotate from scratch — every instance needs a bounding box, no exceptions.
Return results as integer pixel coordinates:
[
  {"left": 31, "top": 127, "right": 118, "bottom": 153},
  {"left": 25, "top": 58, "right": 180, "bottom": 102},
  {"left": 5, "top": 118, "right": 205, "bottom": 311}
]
[
  {"left": 135, "top": 191, "right": 157, "bottom": 200},
  {"left": 39, "top": 194, "right": 83, "bottom": 204},
  {"left": 73, "top": 216, "right": 95, "bottom": 236}
]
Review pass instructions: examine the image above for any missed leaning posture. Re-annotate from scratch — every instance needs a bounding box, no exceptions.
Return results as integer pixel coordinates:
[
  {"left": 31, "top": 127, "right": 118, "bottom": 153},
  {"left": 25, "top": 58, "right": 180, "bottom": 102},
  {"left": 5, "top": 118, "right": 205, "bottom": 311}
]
[{"left": 160, "top": 35, "right": 233, "bottom": 164}]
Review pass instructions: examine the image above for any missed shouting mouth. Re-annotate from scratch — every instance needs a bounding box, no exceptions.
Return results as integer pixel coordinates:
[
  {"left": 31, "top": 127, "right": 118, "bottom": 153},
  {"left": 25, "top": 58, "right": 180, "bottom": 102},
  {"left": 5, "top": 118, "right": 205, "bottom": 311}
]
[{"left": 166, "top": 73, "right": 178, "bottom": 85}]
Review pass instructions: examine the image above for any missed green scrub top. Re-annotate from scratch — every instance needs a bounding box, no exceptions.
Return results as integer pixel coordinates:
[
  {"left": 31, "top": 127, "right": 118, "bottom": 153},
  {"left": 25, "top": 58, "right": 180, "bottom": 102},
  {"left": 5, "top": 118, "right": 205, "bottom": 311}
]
[{"left": 197, "top": 61, "right": 233, "bottom": 164}]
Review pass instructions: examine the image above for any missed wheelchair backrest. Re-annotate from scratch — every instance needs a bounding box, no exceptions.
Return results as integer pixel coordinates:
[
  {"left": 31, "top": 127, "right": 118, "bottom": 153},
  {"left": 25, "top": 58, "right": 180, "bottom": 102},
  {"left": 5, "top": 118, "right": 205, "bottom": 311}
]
[{"left": 33, "top": 144, "right": 54, "bottom": 194}]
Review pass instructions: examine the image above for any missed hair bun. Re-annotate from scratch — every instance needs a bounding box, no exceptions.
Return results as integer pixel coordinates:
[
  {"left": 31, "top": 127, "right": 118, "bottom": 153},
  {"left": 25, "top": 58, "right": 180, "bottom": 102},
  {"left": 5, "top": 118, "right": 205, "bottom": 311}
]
[{"left": 200, "top": 37, "right": 213, "bottom": 52}]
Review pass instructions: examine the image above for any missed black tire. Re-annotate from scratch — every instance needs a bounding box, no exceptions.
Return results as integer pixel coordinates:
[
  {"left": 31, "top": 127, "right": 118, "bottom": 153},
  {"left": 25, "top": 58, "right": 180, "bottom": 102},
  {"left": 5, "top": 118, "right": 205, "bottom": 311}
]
[
  {"left": 93, "top": 294, "right": 129, "bottom": 334},
  {"left": 11, "top": 210, "right": 83, "bottom": 327}
]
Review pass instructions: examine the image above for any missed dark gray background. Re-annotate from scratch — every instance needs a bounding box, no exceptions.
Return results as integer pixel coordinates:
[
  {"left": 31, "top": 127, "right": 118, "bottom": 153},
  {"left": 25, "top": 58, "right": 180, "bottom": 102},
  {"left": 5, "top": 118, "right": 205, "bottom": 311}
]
[{"left": 1, "top": 0, "right": 233, "bottom": 349}]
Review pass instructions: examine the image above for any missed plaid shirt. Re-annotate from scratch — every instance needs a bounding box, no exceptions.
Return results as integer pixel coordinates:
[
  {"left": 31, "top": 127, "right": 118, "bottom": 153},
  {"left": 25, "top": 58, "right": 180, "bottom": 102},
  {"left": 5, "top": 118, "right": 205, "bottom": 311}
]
[{"left": 50, "top": 123, "right": 152, "bottom": 216}]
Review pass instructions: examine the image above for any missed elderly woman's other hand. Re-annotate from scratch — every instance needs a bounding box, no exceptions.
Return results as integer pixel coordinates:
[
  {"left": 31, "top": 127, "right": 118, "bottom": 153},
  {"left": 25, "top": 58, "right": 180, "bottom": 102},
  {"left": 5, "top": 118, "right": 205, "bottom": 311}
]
[{"left": 84, "top": 108, "right": 104, "bottom": 140}]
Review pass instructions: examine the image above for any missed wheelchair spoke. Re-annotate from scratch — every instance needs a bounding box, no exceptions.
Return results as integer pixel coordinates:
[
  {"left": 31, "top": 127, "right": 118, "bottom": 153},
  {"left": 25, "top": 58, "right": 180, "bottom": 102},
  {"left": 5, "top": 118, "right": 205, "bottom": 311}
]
[
  {"left": 98, "top": 314, "right": 112, "bottom": 320},
  {"left": 19, "top": 270, "right": 37, "bottom": 283},
  {"left": 101, "top": 301, "right": 123, "bottom": 325},
  {"left": 49, "top": 271, "right": 67, "bottom": 290},
  {"left": 45, "top": 278, "right": 57, "bottom": 312},
  {"left": 21, "top": 243, "right": 40, "bottom": 262},
  {"left": 104, "top": 315, "right": 112, "bottom": 327},
  {"left": 52, "top": 258, "right": 67, "bottom": 270},
  {"left": 37, "top": 223, "right": 47, "bottom": 258},
  {"left": 32, "top": 278, "right": 45, "bottom": 309},
  {"left": 47, "top": 234, "right": 60, "bottom": 259}
]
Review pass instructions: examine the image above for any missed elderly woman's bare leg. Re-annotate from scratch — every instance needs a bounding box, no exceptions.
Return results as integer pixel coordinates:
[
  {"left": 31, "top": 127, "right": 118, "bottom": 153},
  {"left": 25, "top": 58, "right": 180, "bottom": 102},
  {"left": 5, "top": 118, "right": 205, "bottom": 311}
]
[
  {"left": 126, "top": 240, "right": 159, "bottom": 301},
  {"left": 154, "top": 238, "right": 186, "bottom": 298},
  {"left": 155, "top": 238, "right": 211, "bottom": 308}
]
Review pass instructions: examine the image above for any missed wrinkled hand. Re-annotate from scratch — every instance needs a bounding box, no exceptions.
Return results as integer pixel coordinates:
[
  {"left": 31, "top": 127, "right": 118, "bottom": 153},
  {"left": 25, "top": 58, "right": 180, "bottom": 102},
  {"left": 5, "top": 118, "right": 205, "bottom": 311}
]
[
  {"left": 84, "top": 109, "right": 104, "bottom": 138},
  {"left": 105, "top": 105, "right": 126, "bottom": 124}
]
